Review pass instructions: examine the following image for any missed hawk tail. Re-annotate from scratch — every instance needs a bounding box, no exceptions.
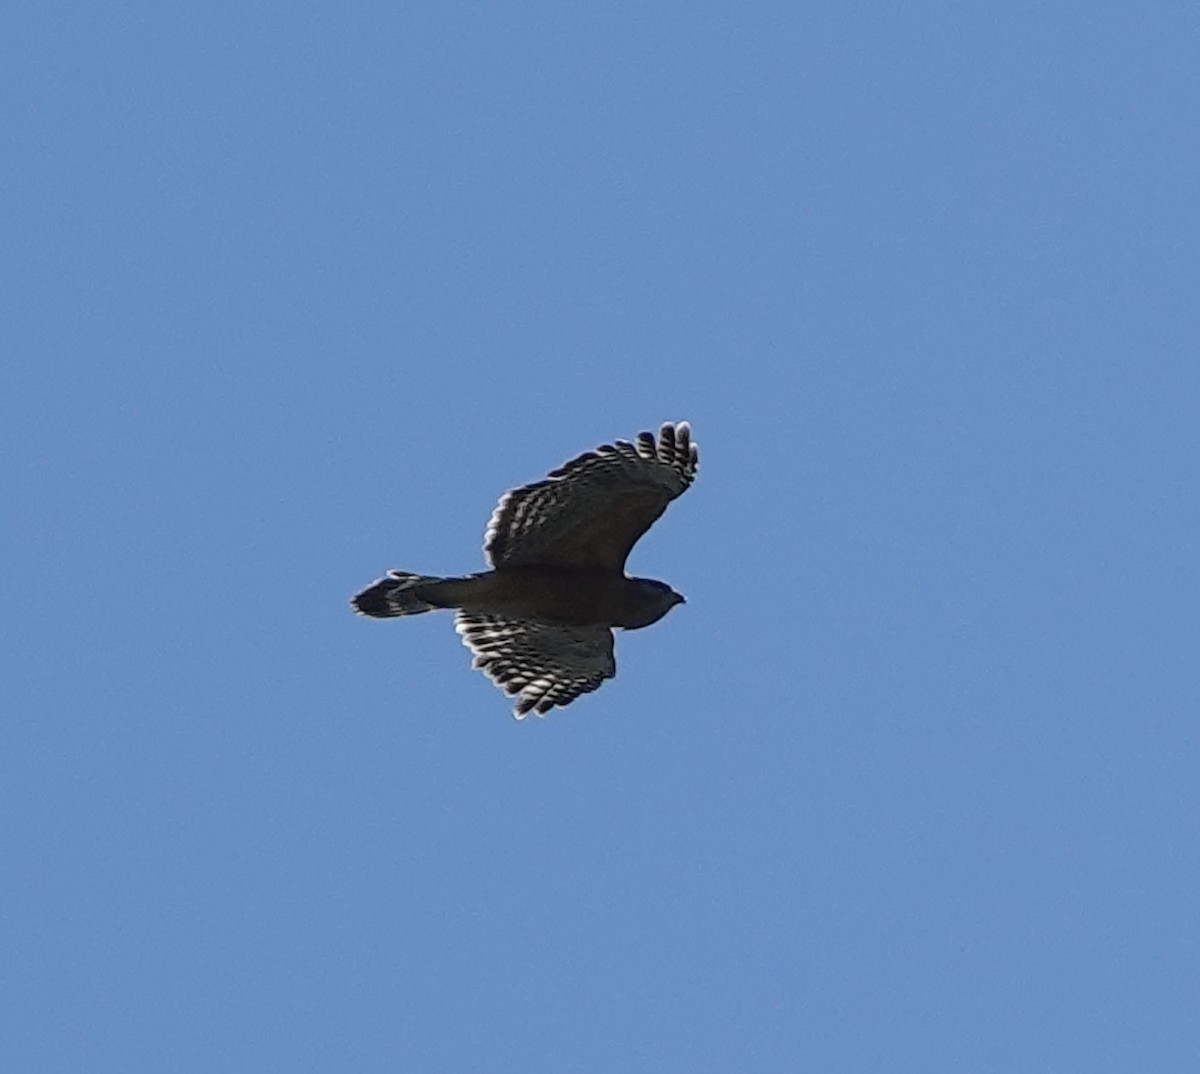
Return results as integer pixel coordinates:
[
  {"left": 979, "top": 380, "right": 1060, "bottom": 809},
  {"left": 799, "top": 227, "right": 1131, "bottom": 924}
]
[{"left": 351, "top": 570, "right": 446, "bottom": 618}]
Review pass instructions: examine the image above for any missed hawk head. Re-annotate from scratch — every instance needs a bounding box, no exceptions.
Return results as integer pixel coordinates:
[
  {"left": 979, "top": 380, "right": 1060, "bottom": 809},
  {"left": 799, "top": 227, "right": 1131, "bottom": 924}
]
[{"left": 623, "top": 577, "right": 686, "bottom": 630}]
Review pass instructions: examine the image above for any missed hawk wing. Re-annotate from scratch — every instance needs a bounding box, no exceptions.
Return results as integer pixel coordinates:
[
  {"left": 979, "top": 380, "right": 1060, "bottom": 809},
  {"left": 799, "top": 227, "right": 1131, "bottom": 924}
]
[
  {"left": 455, "top": 613, "right": 616, "bottom": 718},
  {"left": 484, "top": 421, "right": 698, "bottom": 572}
]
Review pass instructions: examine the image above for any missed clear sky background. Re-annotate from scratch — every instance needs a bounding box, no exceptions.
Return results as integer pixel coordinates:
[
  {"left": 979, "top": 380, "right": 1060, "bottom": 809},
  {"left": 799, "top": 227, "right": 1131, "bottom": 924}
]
[{"left": 4, "top": 3, "right": 1198, "bottom": 1071}]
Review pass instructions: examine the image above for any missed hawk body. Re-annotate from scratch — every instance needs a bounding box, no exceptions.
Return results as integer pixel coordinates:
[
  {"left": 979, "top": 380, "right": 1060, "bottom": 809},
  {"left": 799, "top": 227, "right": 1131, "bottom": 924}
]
[{"left": 352, "top": 422, "right": 697, "bottom": 718}]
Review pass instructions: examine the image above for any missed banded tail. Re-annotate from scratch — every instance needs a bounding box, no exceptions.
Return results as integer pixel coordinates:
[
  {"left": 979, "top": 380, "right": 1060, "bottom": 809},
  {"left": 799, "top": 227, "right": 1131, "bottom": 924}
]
[{"left": 351, "top": 570, "right": 446, "bottom": 618}]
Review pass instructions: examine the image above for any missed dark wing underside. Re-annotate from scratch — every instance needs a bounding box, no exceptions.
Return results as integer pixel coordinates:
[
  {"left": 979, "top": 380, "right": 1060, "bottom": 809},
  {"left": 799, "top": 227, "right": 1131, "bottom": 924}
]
[
  {"left": 455, "top": 613, "right": 616, "bottom": 718},
  {"left": 483, "top": 421, "right": 698, "bottom": 572}
]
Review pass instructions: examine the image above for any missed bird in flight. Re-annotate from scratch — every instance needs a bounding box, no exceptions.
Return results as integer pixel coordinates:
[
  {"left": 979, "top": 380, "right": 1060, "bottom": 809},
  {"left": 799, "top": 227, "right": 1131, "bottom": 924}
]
[{"left": 351, "top": 421, "right": 698, "bottom": 718}]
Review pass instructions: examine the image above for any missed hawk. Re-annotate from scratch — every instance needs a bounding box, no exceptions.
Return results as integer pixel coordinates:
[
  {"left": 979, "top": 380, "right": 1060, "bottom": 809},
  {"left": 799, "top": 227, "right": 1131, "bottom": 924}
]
[{"left": 351, "top": 421, "right": 698, "bottom": 718}]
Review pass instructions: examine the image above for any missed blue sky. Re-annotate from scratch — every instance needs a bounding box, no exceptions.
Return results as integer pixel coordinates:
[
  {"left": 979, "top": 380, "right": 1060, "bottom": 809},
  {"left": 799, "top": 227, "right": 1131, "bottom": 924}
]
[{"left": 4, "top": 2, "right": 1198, "bottom": 1070}]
